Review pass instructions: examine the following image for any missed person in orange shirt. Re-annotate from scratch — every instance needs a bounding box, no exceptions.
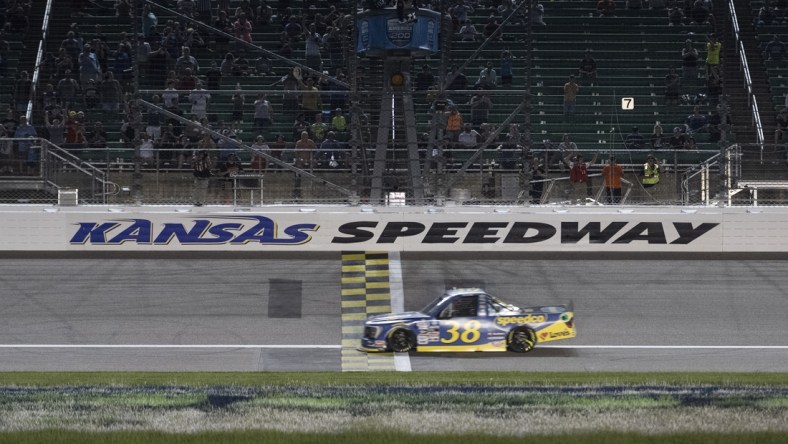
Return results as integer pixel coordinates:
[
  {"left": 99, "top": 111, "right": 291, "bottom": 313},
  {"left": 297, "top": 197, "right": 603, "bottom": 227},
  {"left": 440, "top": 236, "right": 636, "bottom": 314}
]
[{"left": 602, "top": 156, "right": 624, "bottom": 204}]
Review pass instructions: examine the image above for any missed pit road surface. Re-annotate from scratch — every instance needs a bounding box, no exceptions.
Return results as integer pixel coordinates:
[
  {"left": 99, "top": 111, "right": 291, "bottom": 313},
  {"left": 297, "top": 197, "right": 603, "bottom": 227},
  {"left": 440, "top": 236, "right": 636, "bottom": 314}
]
[{"left": 0, "top": 254, "right": 785, "bottom": 371}]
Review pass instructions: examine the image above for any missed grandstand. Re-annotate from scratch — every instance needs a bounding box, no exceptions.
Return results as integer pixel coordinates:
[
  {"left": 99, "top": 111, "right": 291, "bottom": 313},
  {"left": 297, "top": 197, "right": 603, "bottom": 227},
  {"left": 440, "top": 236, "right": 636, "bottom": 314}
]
[{"left": 0, "top": 0, "right": 785, "bottom": 206}]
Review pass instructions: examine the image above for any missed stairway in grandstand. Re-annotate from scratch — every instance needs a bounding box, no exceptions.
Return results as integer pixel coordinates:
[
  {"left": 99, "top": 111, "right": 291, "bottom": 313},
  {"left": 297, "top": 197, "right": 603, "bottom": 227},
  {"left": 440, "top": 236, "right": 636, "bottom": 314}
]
[
  {"left": 737, "top": 0, "right": 788, "bottom": 180},
  {"left": 529, "top": 2, "right": 723, "bottom": 163}
]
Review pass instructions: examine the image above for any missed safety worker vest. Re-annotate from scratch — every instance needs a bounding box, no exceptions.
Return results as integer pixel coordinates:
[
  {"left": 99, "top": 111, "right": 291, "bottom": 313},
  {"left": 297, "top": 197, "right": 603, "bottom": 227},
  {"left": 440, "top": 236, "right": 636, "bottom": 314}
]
[{"left": 643, "top": 162, "right": 659, "bottom": 185}]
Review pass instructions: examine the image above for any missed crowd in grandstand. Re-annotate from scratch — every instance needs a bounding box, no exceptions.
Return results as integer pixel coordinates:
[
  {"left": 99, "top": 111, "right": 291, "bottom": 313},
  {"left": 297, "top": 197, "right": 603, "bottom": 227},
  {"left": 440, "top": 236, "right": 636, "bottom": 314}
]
[{"left": 0, "top": 0, "right": 784, "bottom": 205}]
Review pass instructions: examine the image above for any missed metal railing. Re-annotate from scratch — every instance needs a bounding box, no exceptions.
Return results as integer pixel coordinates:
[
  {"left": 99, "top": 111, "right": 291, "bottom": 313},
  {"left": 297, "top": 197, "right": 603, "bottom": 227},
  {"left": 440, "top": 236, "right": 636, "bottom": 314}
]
[
  {"left": 0, "top": 138, "right": 119, "bottom": 204},
  {"left": 27, "top": 0, "right": 55, "bottom": 122},
  {"left": 728, "top": 0, "right": 766, "bottom": 155}
]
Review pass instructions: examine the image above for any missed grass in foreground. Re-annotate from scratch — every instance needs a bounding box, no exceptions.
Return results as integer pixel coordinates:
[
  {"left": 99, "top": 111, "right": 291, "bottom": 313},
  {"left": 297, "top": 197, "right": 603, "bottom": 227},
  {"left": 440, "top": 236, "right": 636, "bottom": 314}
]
[
  {"left": 0, "top": 373, "right": 785, "bottom": 442},
  {"left": 0, "top": 431, "right": 787, "bottom": 444}
]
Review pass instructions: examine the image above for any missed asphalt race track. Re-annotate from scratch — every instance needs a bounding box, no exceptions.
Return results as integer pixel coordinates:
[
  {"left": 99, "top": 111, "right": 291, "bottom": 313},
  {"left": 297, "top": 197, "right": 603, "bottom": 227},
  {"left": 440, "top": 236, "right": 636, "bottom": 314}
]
[{"left": 0, "top": 253, "right": 786, "bottom": 372}]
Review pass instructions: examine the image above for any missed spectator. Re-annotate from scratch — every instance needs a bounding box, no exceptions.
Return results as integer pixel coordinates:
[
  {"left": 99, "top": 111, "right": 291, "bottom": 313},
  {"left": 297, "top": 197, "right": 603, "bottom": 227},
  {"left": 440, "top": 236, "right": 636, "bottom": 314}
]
[
  {"left": 45, "top": 111, "right": 66, "bottom": 147},
  {"left": 257, "top": 1, "right": 273, "bottom": 25},
  {"left": 250, "top": 135, "right": 271, "bottom": 172},
  {"left": 331, "top": 108, "right": 347, "bottom": 135},
  {"left": 57, "top": 70, "right": 81, "bottom": 110},
  {"left": 642, "top": 155, "right": 659, "bottom": 188},
  {"left": 304, "top": 24, "right": 323, "bottom": 72},
  {"left": 189, "top": 83, "right": 211, "bottom": 120},
  {"left": 532, "top": 4, "right": 546, "bottom": 26},
  {"left": 219, "top": 153, "right": 243, "bottom": 198},
  {"left": 319, "top": 131, "right": 342, "bottom": 167},
  {"left": 55, "top": 48, "right": 74, "bottom": 79},
  {"left": 469, "top": 92, "right": 493, "bottom": 126},
  {"left": 310, "top": 113, "right": 328, "bottom": 142},
  {"left": 457, "top": 19, "right": 479, "bottom": 42},
  {"left": 483, "top": 16, "right": 501, "bottom": 41},
  {"left": 300, "top": 77, "right": 322, "bottom": 118},
  {"left": 685, "top": 106, "right": 708, "bottom": 133},
  {"left": 8, "top": 6, "right": 29, "bottom": 34},
  {"left": 651, "top": 122, "right": 665, "bottom": 150},
  {"left": 708, "top": 103, "right": 732, "bottom": 143},
  {"left": 625, "top": 126, "right": 644, "bottom": 149},
  {"left": 597, "top": 0, "right": 616, "bottom": 17},
  {"left": 563, "top": 75, "right": 579, "bottom": 122},
  {"left": 681, "top": 40, "right": 699, "bottom": 87},
  {"left": 233, "top": 12, "right": 253, "bottom": 46},
  {"left": 775, "top": 108, "right": 788, "bottom": 146},
  {"left": 705, "top": 34, "right": 721, "bottom": 79},
  {"left": 195, "top": 0, "right": 213, "bottom": 24},
  {"left": 178, "top": 68, "right": 198, "bottom": 91},
  {"left": 213, "top": 10, "right": 233, "bottom": 54},
  {"left": 271, "top": 134, "right": 287, "bottom": 164},
  {"left": 77, "top": 44, "right": 102, "bottom": 88},
  {"left": 578, "top": 50, "right": 597, "bottom": 83},
  {"left": 175, "top": 46, "right": 199, "bottom": 76},
  {"left": 755, "top": 6, "right": 776, "bottom": 28},
  {"left": 83, "top": 79, "right": 99, "bottom": 109},
  {"left": 668, "top": 5, "right": 684, "bottom": 26},
  {"left": 684, "top": 134, "right": 698, "bottom": 150},
  {"left": 177, "top": 0, "right": 195, "bottom": 18},
  {"left": 475, "top": 62, "right": 497, "bottom": 89},
  {"left": 445, "top": 106, "right": 463, "bottom": 141},
  {"left": 220, "top": 52, "right": 237, "bottom": 78},
  {"left": 235, "top": 0, "right": 256, "bottom": 21},
  {"left": 529, "top": 158, "right": 546, "bottom": 204},
  {"left": 113, "top": 44, "right": 132, "bottom": 89},
  {"left": 87, "top": 121, "right": 107, "bottom": 150},
  {"left": 15, "top": 115, "right": 37, "bottom": 173},
  {"left": 447, "top": 65, "right": 468, "bottom": 91},
  {"left": 284, "top": 16, "right": 303, "bottom": 42},
  {"left": 13, "top": 71, "right": 32, "bottom": 114},
  {"left": 254, "top": 94, "right": 273, "bottom": 136},
  {"left": 551, "top": 133, "right": 579, "bottom": 170},
  {"left": 602, "top": 156, "right": 624, "bottom": 204},
  {"left": 569, "top": 152, "right": 597, "bottom": 201},
  {"left": 706, "top": 69, "right": 722, "bottom": 103},
  {"left": 204, "top": 61, "right": 221, "bottom": 91},
  {"left": 142, "top": 4, "right": 158, "bottom": 38},
  {"left": 669, "top": 126, "right": 687, "bottom": 150},
  {"left": 294, "top": 130, "right": 315, "bottom": 170},
  {"left": 232, "top": 84, "right": 244, "bottom": 125},
  {"left": 292, "top": 113, "right": 309, "bottom": 140},
  {"left": 191, "top": 150, "right": 212, "bottom": 206},
  {"left": 99, "top": 72, "right": 122, "bottom": 112},
  {"left": 449, "top": 0, "right": 475, "bottom": 29},
  {"left": 500, "top": 50, "right": 514, "bottom": 87},
  {"left": 61, "top": 31, "right": 82, "bottom": 64},
  {"left": 415, "top": 64, "right": 435, "bottom": 91},
  {"left": 691, "top": 0, "right": 710, "bottom": 25},
  {"left": 162, "top": 80, "right": 180, "bottom": 111},
  {"left": 458, "top": 123, "right": 481, "bottom": 150},
  {"left": 764, "top": 35, "right": 788, "bottom": 61},
  {"left": 665, "top": 67, "right": 681, "bottom": 106}
]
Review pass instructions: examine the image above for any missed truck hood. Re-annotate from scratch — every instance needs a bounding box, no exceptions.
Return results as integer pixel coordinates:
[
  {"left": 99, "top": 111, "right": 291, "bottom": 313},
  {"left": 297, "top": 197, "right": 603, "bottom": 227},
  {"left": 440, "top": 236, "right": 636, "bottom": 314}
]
[{"left": 366, "top": 311, "right": 429, "bottom": 323}]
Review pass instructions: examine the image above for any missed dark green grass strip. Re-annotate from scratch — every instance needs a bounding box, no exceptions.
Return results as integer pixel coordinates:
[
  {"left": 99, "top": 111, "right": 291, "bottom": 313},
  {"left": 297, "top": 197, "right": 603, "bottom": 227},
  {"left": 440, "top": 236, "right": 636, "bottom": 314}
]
[
  {"left": 0, "top": 372, "right": 786, "bottom": 387},
  {"left": 0, "top": 431, "right": 786, "bottom": 444}
]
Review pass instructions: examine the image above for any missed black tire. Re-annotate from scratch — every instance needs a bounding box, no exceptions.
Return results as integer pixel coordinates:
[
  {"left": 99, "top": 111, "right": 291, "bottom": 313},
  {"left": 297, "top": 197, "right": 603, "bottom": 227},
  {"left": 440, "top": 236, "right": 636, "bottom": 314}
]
[
  {"left": 507, "top": 327, "right": 537, "bottom": 353},
  {"left": 387, "top": 329, "right": 416, "bottom": 353}
]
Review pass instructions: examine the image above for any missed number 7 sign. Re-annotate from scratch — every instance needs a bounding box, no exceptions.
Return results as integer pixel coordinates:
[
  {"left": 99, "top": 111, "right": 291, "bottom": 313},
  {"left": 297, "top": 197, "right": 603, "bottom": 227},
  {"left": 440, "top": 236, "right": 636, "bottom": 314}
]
[{"left": 621, "top": 97, "right": 635, "bottom": 110}]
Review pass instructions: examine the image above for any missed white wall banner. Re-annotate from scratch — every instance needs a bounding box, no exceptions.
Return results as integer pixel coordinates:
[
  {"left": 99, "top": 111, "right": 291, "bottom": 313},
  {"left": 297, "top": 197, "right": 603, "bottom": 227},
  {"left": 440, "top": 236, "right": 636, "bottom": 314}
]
[{"left": 0, "top": 206, "right": 784, "bottom": 252}]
